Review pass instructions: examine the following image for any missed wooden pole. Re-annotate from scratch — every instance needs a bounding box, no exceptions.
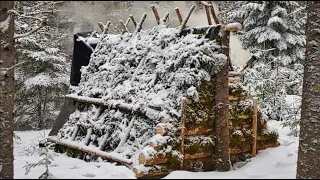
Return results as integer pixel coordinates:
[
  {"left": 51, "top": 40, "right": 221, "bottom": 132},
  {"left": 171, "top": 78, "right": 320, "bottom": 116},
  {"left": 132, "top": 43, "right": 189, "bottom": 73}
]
[
  {"left": 210, "top": 3, "right": 220, "bottom": 24},
  {"left": 180, "top": 97, "right": 187, "bottom": 170},
  {"left": 151, "top": 4, "right": 160, "bottom": 23},
  {"left": 129, "top": 14, "right": 137, "bottom": 28},
  {"left": 124, "top": 17, "right": 131, "bottom": 27},
  {"left": 204, "top": 5, "right": 212, "bottom": 25},
  {"left": 178, "top": 5, "right": 196, "bottom": 32},
  {"left": 252, "top": 97, "right": 258, "bottom": 157},
  {"left": 175, "top": 7, "right": 183, "bottom": 24}
]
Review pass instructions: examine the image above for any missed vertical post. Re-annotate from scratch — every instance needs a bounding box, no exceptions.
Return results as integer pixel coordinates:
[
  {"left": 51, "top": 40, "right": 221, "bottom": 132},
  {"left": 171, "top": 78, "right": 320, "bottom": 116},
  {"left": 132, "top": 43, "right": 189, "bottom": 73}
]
[
  {"left": 204, "top": 5, "right": 212, "bottom": 25},
  {"left": 175, "top": 7, "right": 183, "bottom": 25},
  {"left": 180, "top": 97, "right": 187, "bottom": 170},
  {"left": 252, "top": 97, "right": 258, "bottom": 157}
]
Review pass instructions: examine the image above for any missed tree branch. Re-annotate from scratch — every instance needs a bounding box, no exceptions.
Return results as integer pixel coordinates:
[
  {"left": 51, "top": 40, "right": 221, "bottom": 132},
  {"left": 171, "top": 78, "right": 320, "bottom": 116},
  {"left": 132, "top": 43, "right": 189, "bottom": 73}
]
[{"left": 13, "top": 20, "right": 47, "bottom": 39}]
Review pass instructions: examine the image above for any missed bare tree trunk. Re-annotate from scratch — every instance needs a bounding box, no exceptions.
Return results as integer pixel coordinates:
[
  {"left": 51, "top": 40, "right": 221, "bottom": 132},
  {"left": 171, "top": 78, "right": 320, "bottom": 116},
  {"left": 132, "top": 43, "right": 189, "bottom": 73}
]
[
  {"left": 0, "top": 1, "right": 15, "bottom": 179},
  {"left": 296, "top": 1, "right": 320, "bottom": 179},
  {"left": 212, "top": 28, "right": 230, "bottom": 171}
]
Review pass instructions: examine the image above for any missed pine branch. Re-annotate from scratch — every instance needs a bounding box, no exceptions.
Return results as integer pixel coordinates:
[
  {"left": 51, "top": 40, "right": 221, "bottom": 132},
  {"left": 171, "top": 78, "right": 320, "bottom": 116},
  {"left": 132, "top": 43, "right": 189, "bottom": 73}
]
[{"left": 13, "top": 19, "right": 47, "bottom": 39}]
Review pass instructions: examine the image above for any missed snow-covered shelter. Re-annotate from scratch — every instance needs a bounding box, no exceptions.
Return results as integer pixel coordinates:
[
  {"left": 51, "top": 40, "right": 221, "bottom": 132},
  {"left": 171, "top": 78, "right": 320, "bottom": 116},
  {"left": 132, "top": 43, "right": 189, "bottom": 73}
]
[{"left": 47, "top": 5, "right": 279, "bottom": 179}]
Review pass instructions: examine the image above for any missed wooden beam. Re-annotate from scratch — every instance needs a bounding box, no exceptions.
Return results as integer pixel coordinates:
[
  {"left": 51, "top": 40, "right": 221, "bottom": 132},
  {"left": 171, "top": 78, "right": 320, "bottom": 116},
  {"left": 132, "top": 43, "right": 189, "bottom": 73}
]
[
  {"left": 119, "top": 19, "right": 129, "bottom": 34},
  {"left": 252, "top": 97, "right": 258, "bottom": 157},
  {"left": 47, "top": 137, "right": 133, "bottom": 166}
]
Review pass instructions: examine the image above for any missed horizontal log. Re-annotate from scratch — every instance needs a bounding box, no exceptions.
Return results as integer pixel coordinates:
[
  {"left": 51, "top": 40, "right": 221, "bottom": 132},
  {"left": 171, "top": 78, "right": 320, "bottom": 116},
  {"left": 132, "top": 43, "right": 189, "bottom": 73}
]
[
  {"left": 46, "top": 137, "right": 132, "bottom": 166},
  {"left": 138, "top": 152, "right": 211, "bottom": 166},
  {"left": 139, "top": 153, "right": 168, "bottom": 166},
  {"left": 133, "top": 165, "right": 173, "bottom": 179},
  {"left": 184, "top": 152, "right": 212, "bottom": 159},
  {"left": 228, "top": 96, "right": 249, "bottom": 101},
  {"left": 229, "top": 141, "right": 280, "bottom": 155},
  {"left": 176, "top": 126, "right": 213, "bottom": 136}
]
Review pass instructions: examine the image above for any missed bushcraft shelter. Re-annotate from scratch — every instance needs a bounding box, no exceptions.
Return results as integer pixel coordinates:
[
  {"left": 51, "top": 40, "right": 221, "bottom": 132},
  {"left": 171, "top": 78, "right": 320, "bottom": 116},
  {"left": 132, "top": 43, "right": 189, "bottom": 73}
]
[{"left": 47, "top": 4, "right": 280, "bottom": 179}]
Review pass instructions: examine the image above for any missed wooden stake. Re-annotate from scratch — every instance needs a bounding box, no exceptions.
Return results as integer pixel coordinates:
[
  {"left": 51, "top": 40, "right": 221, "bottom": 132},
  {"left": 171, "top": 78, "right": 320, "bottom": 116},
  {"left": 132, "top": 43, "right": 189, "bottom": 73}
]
[
  {"left": 252, "top": 97, "right": 258, "bottom": 157},
  {"left": 151, "top": 4, "right": 160, "bottom": 23},
  {"left": 210, "top": 3, "right": 220, "bottom": 24},
  {"left": 129, "top": 14, "right": 137, "bottom": 28},
  {"left": 205, "top": 5, "right": 212, "bottom": 25},
  {"left": 180, "top": 97, "right": 187, "bottom": 170},
  {"left": 175, "top": 7, "right": 183, "bottom": 24},
  {"left": 84, "top": 127, "right": 93, "bottom": 146},
  {"left": 178, "top": 5, "right": 196, "bottom": 32}
]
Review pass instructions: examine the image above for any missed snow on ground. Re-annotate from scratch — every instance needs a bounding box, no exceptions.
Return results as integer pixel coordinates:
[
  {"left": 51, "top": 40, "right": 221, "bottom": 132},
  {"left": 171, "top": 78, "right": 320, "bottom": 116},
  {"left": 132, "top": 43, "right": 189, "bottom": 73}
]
[{"left": 14, "top": 121, "right": 298, "bottom": 179}]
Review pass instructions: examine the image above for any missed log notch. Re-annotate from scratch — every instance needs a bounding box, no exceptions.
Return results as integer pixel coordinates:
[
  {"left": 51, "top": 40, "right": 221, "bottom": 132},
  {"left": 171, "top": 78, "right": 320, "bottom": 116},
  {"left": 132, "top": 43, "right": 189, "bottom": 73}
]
[
  {"left": 252, "top": 97, "right": 258, "bottom": 157},
  {"left": 175, "top": 7, "right": 183, "bottom": 24}
]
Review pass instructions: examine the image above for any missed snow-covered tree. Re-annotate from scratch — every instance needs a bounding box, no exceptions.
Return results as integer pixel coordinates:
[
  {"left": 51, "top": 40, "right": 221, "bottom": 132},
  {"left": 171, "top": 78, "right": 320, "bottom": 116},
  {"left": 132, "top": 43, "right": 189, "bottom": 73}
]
[
  {"left": 14, "top": 1, "right": 70, "bottom": 130},
  {"left": 228, "top": 1, "right": 306, "bottom": 122}
]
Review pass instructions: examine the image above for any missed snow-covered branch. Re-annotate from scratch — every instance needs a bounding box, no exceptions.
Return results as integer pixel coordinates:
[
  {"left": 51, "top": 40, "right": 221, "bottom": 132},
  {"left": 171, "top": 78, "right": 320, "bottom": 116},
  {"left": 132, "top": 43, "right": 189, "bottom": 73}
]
[{"left": 13, "top": 23, "right": 46, "bottom": 39}]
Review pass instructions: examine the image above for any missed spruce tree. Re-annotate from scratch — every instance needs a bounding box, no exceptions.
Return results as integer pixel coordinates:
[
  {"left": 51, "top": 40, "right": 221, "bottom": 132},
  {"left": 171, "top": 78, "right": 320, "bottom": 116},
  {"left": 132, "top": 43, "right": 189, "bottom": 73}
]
[{"left": 228, "top": 1, "right": 306, "bottom": 124}]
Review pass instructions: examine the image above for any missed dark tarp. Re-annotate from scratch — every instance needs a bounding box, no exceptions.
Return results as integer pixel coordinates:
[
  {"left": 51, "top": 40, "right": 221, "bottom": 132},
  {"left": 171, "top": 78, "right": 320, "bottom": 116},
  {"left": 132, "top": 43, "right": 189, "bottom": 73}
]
[{"left": 49, "top": 31, "right": 98, "bottom": 136}]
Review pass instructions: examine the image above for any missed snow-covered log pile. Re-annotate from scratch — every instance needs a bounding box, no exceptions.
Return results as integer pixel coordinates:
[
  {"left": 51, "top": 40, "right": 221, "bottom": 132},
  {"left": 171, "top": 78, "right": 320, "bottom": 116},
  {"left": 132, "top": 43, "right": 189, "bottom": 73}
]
[{"left": 49, "top": 23, "right": 279, "bottom": 179}]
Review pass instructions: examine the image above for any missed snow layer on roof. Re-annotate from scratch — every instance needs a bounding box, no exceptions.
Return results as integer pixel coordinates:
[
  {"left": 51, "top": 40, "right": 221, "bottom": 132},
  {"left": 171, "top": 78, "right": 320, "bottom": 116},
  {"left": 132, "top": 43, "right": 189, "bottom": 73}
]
[{"left": 58, "top": 24, "right": 227, "bottom": 159}]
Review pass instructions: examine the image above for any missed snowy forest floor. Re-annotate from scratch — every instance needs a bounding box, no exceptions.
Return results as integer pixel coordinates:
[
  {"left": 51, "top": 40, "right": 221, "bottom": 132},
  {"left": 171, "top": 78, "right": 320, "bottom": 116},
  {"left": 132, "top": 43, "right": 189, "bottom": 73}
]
[{"left": 14, "top": 120, "right": 298, "bottom": 179}]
